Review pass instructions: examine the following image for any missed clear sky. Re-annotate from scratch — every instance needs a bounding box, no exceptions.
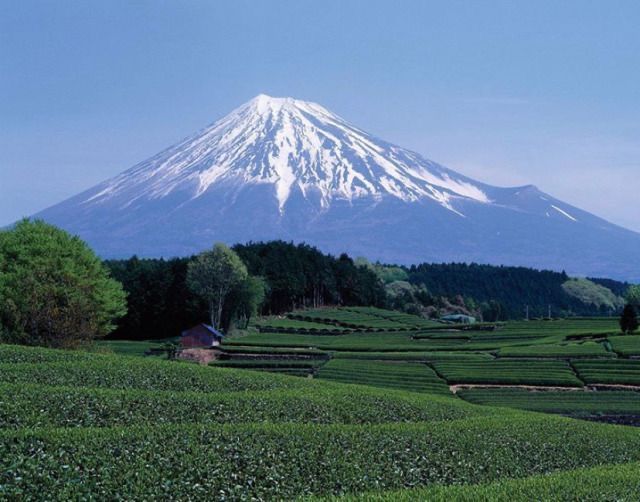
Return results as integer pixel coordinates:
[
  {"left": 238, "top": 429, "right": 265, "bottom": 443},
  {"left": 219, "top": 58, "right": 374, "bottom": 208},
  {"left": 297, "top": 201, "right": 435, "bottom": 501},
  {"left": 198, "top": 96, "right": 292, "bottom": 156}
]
[{"left": 1, "top": 0, "right": 639, "bottom": 231}]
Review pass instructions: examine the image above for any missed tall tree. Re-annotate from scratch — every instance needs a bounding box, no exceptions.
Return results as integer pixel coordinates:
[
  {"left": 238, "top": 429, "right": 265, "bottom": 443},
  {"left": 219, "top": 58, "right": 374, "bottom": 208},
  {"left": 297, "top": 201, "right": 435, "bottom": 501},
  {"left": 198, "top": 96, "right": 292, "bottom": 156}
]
[
  {"left": 0, "top": 220, "right": 127, "bottom": 348},
  {"left": 626, "top": 285, "right": 640, "bottom": 310},
  {"left": 620, "top": 304, "right": 639, "bottom": 335},
  {"left": 225, "top": 276, "right": 267, "bottom": 329},
  {"left": 187, "top": 243, "right": 248, "bottom": 330}
]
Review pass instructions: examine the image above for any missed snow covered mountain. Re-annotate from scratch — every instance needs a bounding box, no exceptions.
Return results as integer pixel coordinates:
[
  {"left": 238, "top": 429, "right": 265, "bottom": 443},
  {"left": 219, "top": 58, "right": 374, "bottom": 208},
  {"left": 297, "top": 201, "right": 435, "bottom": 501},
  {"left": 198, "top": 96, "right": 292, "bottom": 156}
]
[{"left": 34, "top": 94, "right": 640, "bottom": 281}]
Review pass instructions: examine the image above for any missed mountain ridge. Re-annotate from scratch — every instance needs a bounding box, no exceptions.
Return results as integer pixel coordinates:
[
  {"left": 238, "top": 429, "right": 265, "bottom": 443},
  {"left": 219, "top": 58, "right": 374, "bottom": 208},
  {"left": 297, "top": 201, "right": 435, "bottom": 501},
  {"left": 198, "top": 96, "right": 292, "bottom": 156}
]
[{"left": 32, "top": 94, "right": 640, "bottom": 281}]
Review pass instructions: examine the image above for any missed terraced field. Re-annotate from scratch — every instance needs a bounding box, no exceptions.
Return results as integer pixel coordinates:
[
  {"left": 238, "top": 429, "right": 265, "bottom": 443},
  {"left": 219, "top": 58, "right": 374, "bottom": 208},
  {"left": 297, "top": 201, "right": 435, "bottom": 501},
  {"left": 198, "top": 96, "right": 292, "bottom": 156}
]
[
  {"left": 499, "top": 341, "right": 613, "bottom": 358},
  {"left": 2, "top": 343, "right": 640, "bottom": 499},
  {"left": 4, "top": 311, "right": 640, "bottom": 499},
  {"left": 458, "top": 388, "right": 640, "bottom": 416},
  {"left": 317, "top": 359, "right": 450, "bottom": 395},
  {"left": 572, "top": 359, "right": 640, "bottom": 386},
  {"left": 609, "top": 335, "right": 640, "bottom": 356},
  {"left": 224, "top": 310, "right": 638, "bottom": 420},
  {"left": 432, "top": 359, "right": 583, "bottom": 387}
]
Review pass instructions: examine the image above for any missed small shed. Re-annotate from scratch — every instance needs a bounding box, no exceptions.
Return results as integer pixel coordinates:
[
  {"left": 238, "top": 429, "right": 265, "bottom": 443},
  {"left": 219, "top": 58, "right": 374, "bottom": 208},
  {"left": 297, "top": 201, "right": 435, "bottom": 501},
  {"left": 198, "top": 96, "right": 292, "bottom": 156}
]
[
  {"left": 180, "top": 324, "right": 225, "bottom": 348},
  {"left": 440, "top": 314, "right": 476, "bottom": 324}
]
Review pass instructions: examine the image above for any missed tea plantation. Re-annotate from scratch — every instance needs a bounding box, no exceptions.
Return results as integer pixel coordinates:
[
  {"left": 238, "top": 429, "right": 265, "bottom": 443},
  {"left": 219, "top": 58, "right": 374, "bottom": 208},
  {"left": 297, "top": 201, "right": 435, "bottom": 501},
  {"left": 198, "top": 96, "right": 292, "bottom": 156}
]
[{"left": 2, "top": 309, "right": 640, "bottom": 499}]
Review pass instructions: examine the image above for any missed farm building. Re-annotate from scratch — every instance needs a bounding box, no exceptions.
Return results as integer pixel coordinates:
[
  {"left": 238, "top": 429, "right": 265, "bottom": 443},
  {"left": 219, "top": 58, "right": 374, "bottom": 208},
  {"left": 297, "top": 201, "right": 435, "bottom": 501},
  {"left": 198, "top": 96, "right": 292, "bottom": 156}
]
[
  {"left": 180, "top": 324, "right": 225, "bottom": 348},
  {"left": 440, "top": 314, "right": 476, "bottom": 324}
]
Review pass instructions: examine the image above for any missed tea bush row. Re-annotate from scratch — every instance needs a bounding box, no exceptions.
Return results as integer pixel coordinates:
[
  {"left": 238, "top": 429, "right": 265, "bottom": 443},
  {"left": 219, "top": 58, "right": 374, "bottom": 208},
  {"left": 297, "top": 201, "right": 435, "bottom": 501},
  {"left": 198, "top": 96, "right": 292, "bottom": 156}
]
[
  {"left": 431, "top": 359, "right": 583, "bottom": 387},
  {"left": 338, "top": 461, "right": 640, "bottom": 501},
  {"left": 0, "top": 359, "right": 309, "bottom": 393},
  {"left": 0, "top": 382, "right": 487, "bottom": 429},
  {"left": 318, "top": 359, "right": 451, "bottom": 395},
  {"left": 457, "top": 388, "right": 640, "bottom": 415},
  {"left": 3, "top": 415, "right": 640, "bottom": 499}
]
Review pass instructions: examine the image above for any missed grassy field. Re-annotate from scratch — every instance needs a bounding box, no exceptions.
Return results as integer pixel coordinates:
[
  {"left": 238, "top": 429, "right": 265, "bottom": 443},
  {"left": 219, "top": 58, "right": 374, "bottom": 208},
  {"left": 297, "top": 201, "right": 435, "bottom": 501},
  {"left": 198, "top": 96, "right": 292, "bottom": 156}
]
[{"left": 2, "top": 310, "right": 640, "bottom": 499}]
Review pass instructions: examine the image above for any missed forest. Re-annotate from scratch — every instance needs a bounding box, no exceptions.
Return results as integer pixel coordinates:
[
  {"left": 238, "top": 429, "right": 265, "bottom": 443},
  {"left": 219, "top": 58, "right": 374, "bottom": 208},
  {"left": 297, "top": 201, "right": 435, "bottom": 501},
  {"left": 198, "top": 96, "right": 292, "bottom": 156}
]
[{"left": 104, "top": 240, "right": 629, "bottom": 340}]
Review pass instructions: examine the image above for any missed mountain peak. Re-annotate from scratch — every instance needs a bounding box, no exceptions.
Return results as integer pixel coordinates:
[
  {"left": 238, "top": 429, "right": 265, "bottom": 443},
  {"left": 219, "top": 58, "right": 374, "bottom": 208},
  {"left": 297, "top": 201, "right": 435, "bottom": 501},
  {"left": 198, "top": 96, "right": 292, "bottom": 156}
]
[
  {"left": 82, "top": 95, "right": 491, "bottom": 214},
  {"left": 241, "top": 94, "right": 337, "bottom": 124}
]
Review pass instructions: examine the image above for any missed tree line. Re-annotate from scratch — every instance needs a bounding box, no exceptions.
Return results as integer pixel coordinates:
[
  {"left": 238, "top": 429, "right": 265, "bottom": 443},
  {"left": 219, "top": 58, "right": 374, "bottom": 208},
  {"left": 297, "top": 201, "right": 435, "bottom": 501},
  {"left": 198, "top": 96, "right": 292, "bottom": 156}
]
[
  {"left": 404, "top": 263, "right": 628, "bottom": 319},
  {"left": 104, "top": 241, "right": 386, "bottom": 340},
  {"left": 1, "top": 221, "right": 636, "bottom": 347}
]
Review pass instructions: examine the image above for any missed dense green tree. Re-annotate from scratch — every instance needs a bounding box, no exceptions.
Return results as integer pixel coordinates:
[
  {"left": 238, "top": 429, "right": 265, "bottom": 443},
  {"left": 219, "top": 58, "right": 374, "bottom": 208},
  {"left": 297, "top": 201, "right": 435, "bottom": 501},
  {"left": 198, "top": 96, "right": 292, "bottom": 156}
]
[
  {"left": 0, "top": 220, "right": 126, "bottom": 348},
  {"left": 103, "top": 241, "right": 626, "bottom": 341},
  {"left": 626, "top": 285, "right": 640, "bottom": 309},
  {"left": 620, "top": 304, "right": 638, "bottom": 335},
  {"left": 187, "top": 243, "right": 248, "bottom": 330},
  {"left": 225, "top": 276, "right": 267, "bottom": 329},
  {"left": 407, "top": 263, "right": 624, "bottom": 318},
  {"left": 104, "top": 256, "right": 206, "bottom": 340}
]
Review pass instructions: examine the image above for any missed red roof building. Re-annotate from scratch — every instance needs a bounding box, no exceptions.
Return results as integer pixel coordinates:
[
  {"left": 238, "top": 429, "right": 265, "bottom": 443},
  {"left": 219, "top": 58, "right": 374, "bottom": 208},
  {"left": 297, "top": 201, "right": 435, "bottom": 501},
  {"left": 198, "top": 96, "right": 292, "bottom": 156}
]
[{"left": 180, "top": 324, "right": 225, "bottom": 349}]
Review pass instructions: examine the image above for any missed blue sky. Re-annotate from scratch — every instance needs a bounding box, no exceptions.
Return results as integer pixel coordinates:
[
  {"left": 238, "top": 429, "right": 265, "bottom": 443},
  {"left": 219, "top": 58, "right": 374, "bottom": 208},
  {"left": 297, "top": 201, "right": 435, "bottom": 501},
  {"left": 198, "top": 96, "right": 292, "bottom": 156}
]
[{"left": 1, "top": 0, "right": 639, "bottom": 231}]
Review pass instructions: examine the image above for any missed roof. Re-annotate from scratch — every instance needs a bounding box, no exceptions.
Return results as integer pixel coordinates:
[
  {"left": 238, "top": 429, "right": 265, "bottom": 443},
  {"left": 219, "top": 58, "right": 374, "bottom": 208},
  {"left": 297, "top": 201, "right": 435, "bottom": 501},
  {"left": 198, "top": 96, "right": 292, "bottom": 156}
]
[{"left": 181, "top": 323, "right": 225, "bottom": 339}]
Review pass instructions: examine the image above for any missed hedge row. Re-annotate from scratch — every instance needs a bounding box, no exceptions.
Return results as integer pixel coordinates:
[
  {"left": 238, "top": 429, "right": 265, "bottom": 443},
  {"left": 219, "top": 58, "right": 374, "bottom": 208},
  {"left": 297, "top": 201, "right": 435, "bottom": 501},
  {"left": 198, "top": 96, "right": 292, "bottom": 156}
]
[
  {"left": 0, "top": 382, "right": 486, "bottom": 429},
  {"left": 3, "top": 416, "right": 640, "bottom": 499},
  {"left": 338, "top": 461, "right": 640, "bottom": 501},
  {"left": 431, "top": 359, "right": 584, "bottom": 387},
  {"left": 458, "top": 388, "right": 640, "bottom": 415},
  {"left": 0, "top": 359, "right": 309, "bottom": 393}
]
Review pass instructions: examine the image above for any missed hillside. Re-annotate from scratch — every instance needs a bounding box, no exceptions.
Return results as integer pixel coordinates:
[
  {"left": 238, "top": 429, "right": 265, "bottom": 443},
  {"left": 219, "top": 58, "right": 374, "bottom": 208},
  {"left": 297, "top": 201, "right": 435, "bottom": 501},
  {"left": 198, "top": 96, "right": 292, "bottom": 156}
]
[
  {"left": 1, "top": 340, "right": 640, "bottom": 499},
  {"left": 3, "top": 310, "right": 640, "bottom": 498}
]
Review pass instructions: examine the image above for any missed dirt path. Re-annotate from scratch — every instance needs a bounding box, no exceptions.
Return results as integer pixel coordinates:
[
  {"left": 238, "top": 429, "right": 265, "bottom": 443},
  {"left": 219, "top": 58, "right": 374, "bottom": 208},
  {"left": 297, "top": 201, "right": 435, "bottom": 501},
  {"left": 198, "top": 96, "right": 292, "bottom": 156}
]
[
  {"left": 450, "top": 383, "right": 583, "bottom": 394},
  {"left": 587, "top": 384, "right": 640, "bottom": 391},
  {"left": 450, "top": 383, "right": 640, "bottom": 394}
]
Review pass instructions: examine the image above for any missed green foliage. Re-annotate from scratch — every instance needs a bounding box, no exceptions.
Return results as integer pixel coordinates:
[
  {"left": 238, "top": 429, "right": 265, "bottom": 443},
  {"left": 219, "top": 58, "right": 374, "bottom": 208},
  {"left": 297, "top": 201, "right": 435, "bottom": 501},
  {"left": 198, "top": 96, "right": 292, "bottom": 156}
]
[
  {"left": 355, "top": 257, "right": 409, "bottom": 284},
  {"left": 572, "top": 359, "right": 640, "bottom": 386},
  {"left": 3, "top": 415, "right": 640, "bottom": 499},
  {"left": 233, "top": 241, "right": 386, "bottom": 313},
  {"left": 103, "top": 245, "right": 627, "bottom": 342},
  {"left": 498, "top": 341, "right": 613, "bottom": 358},
  {"left": 407, "top": 262, "right": 625, "bottom": 318},
  {"left": 0, "top": 381, "right": 486, "bottom": 429},
  {"left": 458, "top": 388, "right": 640, "bottom": 416},
  {"left": 104, "top": 256, "right": 205, "bottom": 341},
  {"left": 625, "top": 284, "right": 640, "bottom": 308},
  {"left": 620, "top": 304, "right": 638, "bottom": 334},
  {"left": 338, "top": 462, "right": 640, "bottom": 501},
  {"left": 318, "top": 359, "right": 450, "bottom": 394},
  {"left": 561, "top": 278, "right": 623, "bottom": 311},
  {"left": 3, "top": 334, "right": 640, "bottom": 499},
  {"left": 331, "top": 351, "right": 492, "bottom": 361},
  {"left": 0, "top": 220, "right": 126, "bottom": 348},
  {"left": 609, "top": 334, "right": 640, "bottom": 356},
  {"left": 0, "top": 343, "right": 103, "bottom": 364},
  {"left": 225, "top": 275, "right": 267, "bottom": 329},
  {"left": 187, "top": 243, "right": 248, "bottom": 330},
  {"left": 0, "top": 358, "right": 308, "bottom": 393},
  {"left": 95, "top": 340, "right": 166, "bottom": 357},
  {"left": 432, "top": 359, "right": 583, "bottom": 387}
]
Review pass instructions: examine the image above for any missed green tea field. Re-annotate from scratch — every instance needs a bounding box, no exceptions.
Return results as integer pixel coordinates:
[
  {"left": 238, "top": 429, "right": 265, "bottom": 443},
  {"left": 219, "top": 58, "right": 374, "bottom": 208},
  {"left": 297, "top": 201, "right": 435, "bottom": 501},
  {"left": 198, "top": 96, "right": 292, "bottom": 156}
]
[{"left": 2, "top": 308, "right": 640, "bottom": 499}]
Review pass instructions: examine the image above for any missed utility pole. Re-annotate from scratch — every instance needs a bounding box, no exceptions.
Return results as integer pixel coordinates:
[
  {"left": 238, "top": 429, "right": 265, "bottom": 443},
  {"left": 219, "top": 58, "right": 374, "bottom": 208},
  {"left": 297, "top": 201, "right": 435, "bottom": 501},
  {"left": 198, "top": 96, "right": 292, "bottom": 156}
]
[
  {"left": 525, "top": 305, "right": 529, "bottom": 321},
  {"left": 548, "top": 304, "right": 551, "bottom": 319}
]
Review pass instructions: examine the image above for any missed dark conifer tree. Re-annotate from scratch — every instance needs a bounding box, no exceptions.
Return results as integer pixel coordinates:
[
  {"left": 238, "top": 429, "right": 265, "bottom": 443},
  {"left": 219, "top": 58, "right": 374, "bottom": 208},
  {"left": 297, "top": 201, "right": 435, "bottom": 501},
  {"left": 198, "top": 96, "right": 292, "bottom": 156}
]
[{"left": 620, "top": 304, "right": 639, "bottom": 334}]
